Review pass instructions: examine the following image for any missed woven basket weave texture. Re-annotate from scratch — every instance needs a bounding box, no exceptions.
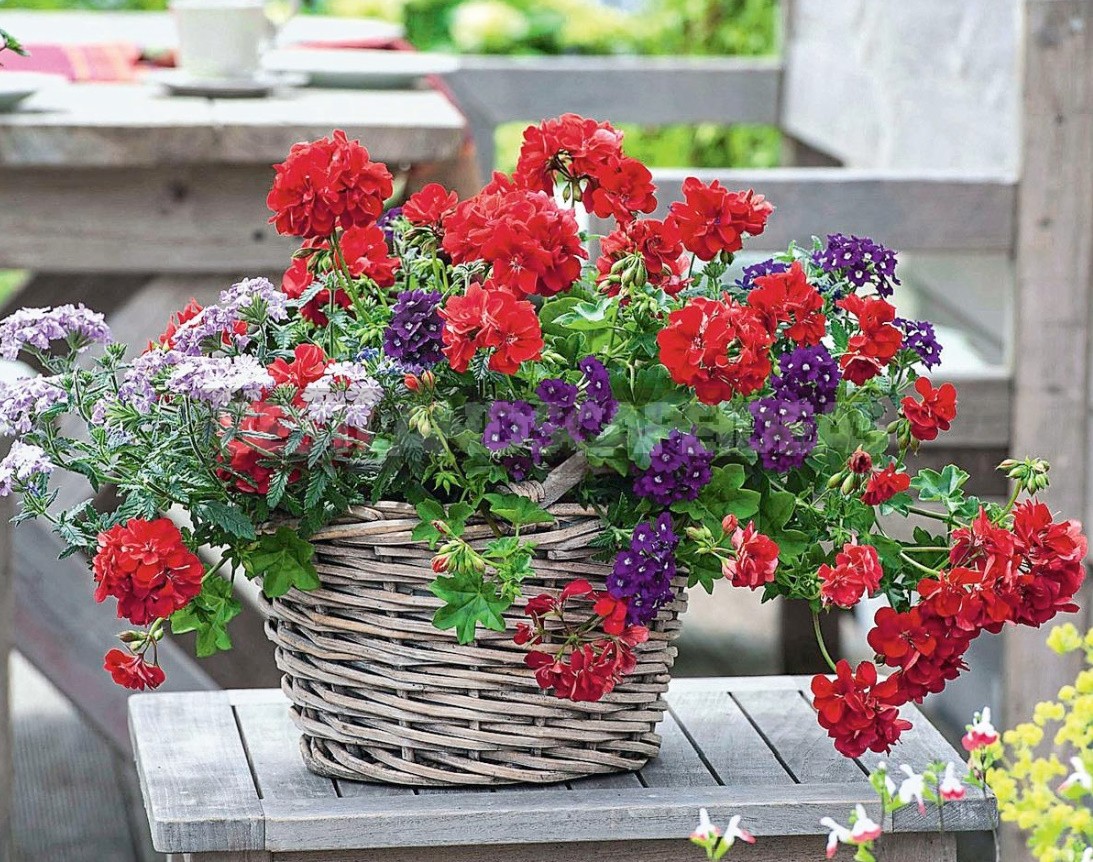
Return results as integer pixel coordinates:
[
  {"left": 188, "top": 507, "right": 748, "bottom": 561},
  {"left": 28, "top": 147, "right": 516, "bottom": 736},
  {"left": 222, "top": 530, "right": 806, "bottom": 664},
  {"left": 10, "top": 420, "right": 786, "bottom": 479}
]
[{"left": 262, "top": 500, "right": 688, "bottom": 786}]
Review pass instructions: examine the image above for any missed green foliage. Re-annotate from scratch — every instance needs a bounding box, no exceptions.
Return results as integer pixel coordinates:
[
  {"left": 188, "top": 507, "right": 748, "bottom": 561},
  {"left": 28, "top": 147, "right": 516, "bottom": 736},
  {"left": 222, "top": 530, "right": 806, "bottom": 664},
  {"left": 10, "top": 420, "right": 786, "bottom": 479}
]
[
  {"left": 243, "top": 527, "right": 321, "bottom": 598},
  {"left": 170, "top": 575, "right": 242, "bottom": 657},
  {"left": 429, "top": 569, "right": 509, "bottom": 643}
]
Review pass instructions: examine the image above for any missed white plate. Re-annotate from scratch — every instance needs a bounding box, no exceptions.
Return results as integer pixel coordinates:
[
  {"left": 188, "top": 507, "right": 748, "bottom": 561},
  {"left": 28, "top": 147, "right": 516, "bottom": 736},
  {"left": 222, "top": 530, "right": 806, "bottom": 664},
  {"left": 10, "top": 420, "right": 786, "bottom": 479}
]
[
  {"left": 0, "top": 72, "right": 67, "bottom": 112},
  {"left": 262, "top": 48, "right": 457, "bottom": 89},
  {"left": 148, "top": 69, "right": 307, "bottom": 98}
]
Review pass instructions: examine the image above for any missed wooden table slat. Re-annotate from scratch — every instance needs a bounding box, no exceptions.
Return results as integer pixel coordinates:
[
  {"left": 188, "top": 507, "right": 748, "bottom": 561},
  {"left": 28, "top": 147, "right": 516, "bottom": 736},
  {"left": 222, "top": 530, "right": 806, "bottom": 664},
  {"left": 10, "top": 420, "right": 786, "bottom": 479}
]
[
  {"left": 732, "top": 687, "right": 867, "bottom": 785},
  {"left": 233, "top": 702, "right": 338, "bottom": 802},
  {"left": 637, "top": 709, "right": 719, "bottom": 789},
  {"left": 664, "top": 687, "right": 795, "bottom": 787},
  {"left": 129, "top": 690, "right": 264, "bottom": 853}
]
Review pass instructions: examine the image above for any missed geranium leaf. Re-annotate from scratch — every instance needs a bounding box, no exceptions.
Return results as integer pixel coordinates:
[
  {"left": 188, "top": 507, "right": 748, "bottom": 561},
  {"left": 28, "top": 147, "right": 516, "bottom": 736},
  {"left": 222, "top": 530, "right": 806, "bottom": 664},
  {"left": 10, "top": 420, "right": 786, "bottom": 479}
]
[
  {"left": 245, "top": 527, "right": 320, "bottom": 598},
  {"left": 484, "top": 493, "right": 554, "bottom": 527},
  {"left": 429, "top": 571, "right": 510, "bottom": 643}
]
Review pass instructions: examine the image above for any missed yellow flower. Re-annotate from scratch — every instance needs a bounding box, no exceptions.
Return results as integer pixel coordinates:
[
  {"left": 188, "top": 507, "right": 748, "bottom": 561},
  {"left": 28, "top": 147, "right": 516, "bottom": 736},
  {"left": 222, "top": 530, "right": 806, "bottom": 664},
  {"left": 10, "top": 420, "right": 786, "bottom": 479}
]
[{"left": 1048, "top": 623, "right": 1083, "bottom": 655}]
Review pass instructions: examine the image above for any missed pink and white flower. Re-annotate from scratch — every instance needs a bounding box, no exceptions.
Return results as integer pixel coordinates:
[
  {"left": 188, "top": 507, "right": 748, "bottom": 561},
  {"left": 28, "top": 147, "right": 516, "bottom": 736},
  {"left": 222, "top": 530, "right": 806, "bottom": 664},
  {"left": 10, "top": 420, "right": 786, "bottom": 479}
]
[
  {"left": 1059, "top": 756, "right": 1092, "bottom": 794},
  {"left": 938, "top": 762, "right": 966, "bottom": 801},
  {"left": 898, "top": 764, "right": 927, "bottom": 814},
  {"left": 691, "top": 808, "right": 720, "bottom": 842},
  {"left": 849, "top": 804, "right": 883, "bottom": 843},
  {"left": 962, "top": 707, "right": 1000, "bottom": 751},
  {"left": 722, "top": 815, "right": 755, "bottom": 848}
]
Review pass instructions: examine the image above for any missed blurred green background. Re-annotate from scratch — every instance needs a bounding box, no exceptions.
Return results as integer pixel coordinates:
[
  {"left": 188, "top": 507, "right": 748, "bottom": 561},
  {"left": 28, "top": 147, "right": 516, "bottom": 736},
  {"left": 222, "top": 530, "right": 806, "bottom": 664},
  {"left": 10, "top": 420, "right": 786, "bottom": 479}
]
[{"left": 2, "top": 0, "right": 781, "bottom": 170}]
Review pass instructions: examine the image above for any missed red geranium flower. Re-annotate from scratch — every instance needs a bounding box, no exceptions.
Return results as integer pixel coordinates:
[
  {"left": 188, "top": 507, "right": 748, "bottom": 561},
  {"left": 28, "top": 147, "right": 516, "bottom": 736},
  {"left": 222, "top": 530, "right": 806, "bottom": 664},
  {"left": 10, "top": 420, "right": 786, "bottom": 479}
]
[
  {"left": 657, "top": 296, "right": 773, "bottom": 404},
  {"left": 584, "top": 156, "right": 658, "bottom": 222},
  {"left": 103, "top": 648, "right": 166, "bottom": 691},
  {"left": 861, "top": 463, "right": 911, "bottom": 506},
  {"left": 668, "top": 178, "right": 773, "bottom": 261},
  {"left": 439, "top": 282, "right": 544, "bottom": 375},
  {"left": 721, "top": 521, "right": 780, "bottom": 589},
  {"left": 818, "top": 542, "right": 883, "bottom": 609},
  {"left": 267, "top": 344, "right": 330, "bottom": 397},
  {"left": 596, "top": 217, "right": 689, "bottom": 296},
  {"left": 442, "top": 180, "right": 585, "bottom": 297},
  {"left": 93, "top": 518, "right": 204, "bottom": 626},
  {"left": 867, "top": 606, "right": 938, "bottom": 671},
  {"left": 746, "top": 261, "right": 826, "bottom": 344},
  {"left": 836, "top": 294, "right": 903, "bottom": 385},
  {"left": 526, "top": 630, "right": 647, "bottom": 702},
  {"left": 151, "top": 297, "right": 203, "bottom": 350},
  {"left": 901, "top": 377, "right": 957, "bottom": 442},
  {"left": 217, "top": 400, "right": 300, "bottom": 495},
  {"left": 811, "top": 660, "right": 911, "bottom": 757},
  {"left": 267, "top": 130, "right": 393, "bottom": 239},
  {"left": 1005, "top": 500, "right": 1086, "bottom": 626},
  {"left": 402, "top": 182, "right": 459, "bottom": 228}
]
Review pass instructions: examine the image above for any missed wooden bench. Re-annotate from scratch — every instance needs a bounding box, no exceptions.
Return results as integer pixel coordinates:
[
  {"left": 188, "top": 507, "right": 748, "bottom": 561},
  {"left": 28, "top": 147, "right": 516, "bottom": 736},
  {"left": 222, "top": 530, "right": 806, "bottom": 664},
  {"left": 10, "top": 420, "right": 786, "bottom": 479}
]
[{"left": 128, "top": 677, "right": 996, "bottom": 862}]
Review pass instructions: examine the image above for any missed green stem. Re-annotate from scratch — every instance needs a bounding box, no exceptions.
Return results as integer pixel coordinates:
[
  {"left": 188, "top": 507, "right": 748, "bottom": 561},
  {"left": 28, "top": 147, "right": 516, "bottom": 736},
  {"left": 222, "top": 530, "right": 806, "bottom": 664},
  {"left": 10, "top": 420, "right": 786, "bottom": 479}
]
[
  {"left": 908, "top": 505, "right": 964, "bottom": 526},
  {"left": 900, "top": 552, "right": 942, "bottom": 577},
  {"left": 812, "top": 609, "right": 838, "bottom": 673}
]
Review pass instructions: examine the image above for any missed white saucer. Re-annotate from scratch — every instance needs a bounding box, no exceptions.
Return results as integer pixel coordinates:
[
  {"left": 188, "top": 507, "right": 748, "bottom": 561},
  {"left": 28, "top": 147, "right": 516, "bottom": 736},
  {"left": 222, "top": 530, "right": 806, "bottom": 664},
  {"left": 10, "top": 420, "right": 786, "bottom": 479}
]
[
  {"left": 0, "top": 71, "right": 68, "bottom": 112},
  {"left": 149, "top": 69, "right": 307, "bottom": 98}
]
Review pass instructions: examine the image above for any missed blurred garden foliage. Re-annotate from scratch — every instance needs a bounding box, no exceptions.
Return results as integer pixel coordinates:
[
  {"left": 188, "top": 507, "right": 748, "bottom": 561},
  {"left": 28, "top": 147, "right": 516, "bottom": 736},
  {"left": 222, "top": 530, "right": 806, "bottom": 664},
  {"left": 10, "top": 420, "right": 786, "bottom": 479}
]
[{"left": 2, "top": 0, "right": 780, "bottom": 168}]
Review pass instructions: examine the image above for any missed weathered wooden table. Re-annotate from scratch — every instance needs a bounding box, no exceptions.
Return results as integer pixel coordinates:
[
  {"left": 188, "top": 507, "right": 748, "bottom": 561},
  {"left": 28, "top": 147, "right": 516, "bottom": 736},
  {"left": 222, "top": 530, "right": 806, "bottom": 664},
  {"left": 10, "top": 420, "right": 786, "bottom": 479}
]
[{"left": 129, "top": 676, "right": 995, "bottom": 862}]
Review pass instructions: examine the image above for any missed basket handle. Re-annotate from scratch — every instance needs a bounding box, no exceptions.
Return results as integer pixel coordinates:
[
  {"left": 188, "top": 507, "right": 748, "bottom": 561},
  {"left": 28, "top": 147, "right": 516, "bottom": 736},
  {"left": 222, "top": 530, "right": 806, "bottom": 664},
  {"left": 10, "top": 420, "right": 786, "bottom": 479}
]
[{"left": 503, "top": 451, "right": 589, "bottom": 509}]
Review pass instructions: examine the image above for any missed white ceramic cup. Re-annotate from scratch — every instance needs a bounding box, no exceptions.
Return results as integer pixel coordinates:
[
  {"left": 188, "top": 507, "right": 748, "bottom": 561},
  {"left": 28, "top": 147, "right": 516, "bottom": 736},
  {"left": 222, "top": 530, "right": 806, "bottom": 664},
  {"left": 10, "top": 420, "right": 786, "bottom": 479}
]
[{"left": 170, "top": 0, "right": 273, "bottom": 80}]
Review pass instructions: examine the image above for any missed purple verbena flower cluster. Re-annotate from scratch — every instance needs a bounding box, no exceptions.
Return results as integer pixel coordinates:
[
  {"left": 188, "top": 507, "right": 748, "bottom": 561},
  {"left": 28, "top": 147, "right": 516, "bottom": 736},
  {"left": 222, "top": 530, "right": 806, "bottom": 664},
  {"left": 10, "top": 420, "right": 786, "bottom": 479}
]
[
  {"left": 166, "top": 355, "right": 273, "bottom": 409},
  {"left": 302, "top": 361, "right": 383, "bottom": 429},
  {"left": 382, "top": 290, "right": 445, "bottom": 372},
  {"left": 771, "top": 344, "right": 839, "bottom": 414},
  {"left": 377, "top": 206, "right": 404, "bottom": 245},
  {"left": 0, "top": 304, "right": 111, "bottom": 360},
  {"left": 118, "top": 349, "right": 182, "bottom": 412},
  {"left": 813, "top": 234, "right": 900, "bottom": 297},
  {"left": 173, "top": 277, "right": 287, "bottom": 355},
  {"left": 0, "top": 376, "right": 68, "bottom": 436},
  {"left": 609, "top": 512, "right": 678, "bottom": 626},
  {"left": 749, "top": 396, "right": 818, "bottom": 473},
  {"left": 736, "top": 258, "right": 789, "bottom": 291},
  {"left": 480, "top": 357, "right": 618, "bottom": 461},
  {"left": 0, "top": 440, "right": 54, "bottom": 497},
  {"left": 895, "top": 318, "right": 943, "bottom": 369},
  {"left": 632, "top": 429, "right": 714, "bottom": 506}
]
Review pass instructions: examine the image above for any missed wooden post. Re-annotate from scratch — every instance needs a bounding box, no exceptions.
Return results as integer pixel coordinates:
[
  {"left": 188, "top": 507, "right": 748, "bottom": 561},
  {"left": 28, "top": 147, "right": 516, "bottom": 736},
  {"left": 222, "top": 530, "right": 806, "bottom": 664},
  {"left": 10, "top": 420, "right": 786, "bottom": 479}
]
[{"left": 1008, "top": 1, "right": 1093, "bottom": 859}]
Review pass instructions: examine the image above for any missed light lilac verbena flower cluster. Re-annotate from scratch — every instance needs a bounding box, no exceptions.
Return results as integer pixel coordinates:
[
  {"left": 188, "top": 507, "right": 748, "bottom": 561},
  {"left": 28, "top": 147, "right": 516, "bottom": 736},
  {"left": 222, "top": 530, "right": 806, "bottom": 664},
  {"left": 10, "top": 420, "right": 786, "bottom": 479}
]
[
  {"left": 117, "top": 349, "right": 183, "bottom": 412},
  {"left": 0, "top": 304, "right": 111, "bottom": 360},
  {"left": 302, "top": 362, "right": 383, "bottom": 430},
  {"left": 0, "top": 440, "right": 54, "bottom": 496},
  {"left": 173, "top": 278, "right": 288, "bottom": 355},
  {"left": 0, "top": 377, "right": 68, "bottom": 436},
  {"left": 166, "top": 355, "right": 274, "bottom": 409}
]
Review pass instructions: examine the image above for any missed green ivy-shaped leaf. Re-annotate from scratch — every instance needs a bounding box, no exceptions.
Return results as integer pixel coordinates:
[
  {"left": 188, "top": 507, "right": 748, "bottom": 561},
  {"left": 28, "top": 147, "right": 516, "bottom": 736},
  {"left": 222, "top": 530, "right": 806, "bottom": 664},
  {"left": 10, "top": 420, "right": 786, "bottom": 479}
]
[
  {"left": 483, "top": 493, "right": 554, "bottom": 527},
  {"left": 429, "top": 570, "right": 509, "bottom": 644},
  {"left": 911, "top": 465, "right": 970, "bottom": 512},
  {"left": 244, "top": 527, "right": 320, "bottom": 598},
  {"left": 699, "top": 464, "right": 762, "bottom": 519},
  {"left": 170, "top": 575, "right": 242, "bottom": 657}
]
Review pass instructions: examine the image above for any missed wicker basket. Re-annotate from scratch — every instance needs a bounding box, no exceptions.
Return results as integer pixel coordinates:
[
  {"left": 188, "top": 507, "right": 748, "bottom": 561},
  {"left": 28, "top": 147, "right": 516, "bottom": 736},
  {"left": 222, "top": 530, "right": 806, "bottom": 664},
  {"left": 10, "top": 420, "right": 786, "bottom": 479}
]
[{"left": 260, "top": 491, "right": 688, "bottom": 787}]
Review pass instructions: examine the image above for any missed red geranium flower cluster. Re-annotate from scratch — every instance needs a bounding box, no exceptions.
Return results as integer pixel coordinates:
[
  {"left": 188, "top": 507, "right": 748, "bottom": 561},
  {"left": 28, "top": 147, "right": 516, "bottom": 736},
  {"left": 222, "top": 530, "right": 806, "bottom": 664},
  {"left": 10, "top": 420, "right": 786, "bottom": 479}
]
[
  {"left": 93, "top": 517, "right": 204, "bottom": 626},
  {"left": 668, "top": 177, "right": 773, "bottom": 261},
  {"left": 657, "top": 296, "right": 774, "bottom": 404},
  {"left": 439, "top": 282, "right": 543, "bottom": 374},
  {"left": 861, "top": 462, "right": 911, "bottom": 506},
  {"left": 811, "top": 660, "right": 911, "bottom": 757},
  {"left": 519, "top": 579, "right": 649, "bottom": 702},
  {"left": 596, "top": 217, "right": 689, "bottom": 296},
  {"left": 818, "top": 542, "right": 883, "bottom": 609},
  {"left": 282, "top": 224, "right": 400, "bottom": 325},
  {"left": 267, "top": 130, "right": 393, "bottom": 239},
  {"left": 901, "top": 377, "right": 958, "bottom": 442},
  {"left": 836, "top": 294, "right": 903, "bottom": 385},
  {"left": 402, "top": 182, "right": 459, "bottom": 229},
  {"left": 865, "top": 502, "right": 1086, "bottom": 708},
  {"left": 104, "top": 648, "right": 165, "bottom": 691},
  {"left": 442, "top": 175, "right": 585, "bottom": 297},
  {"left": 267, "top": 343, "right": 329, "bottom": 398},
  {"left": 746, "top": 261, "right": 826, "bottom": 346},
  {"left": 217, "top": 401, "right": 299, "bottom": 494},
  {"left": 513, "top": 113, "right": 656, "bottom": 222},
  {"left": 721, "top": 520, "right": 780, "bottom": 589}
]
